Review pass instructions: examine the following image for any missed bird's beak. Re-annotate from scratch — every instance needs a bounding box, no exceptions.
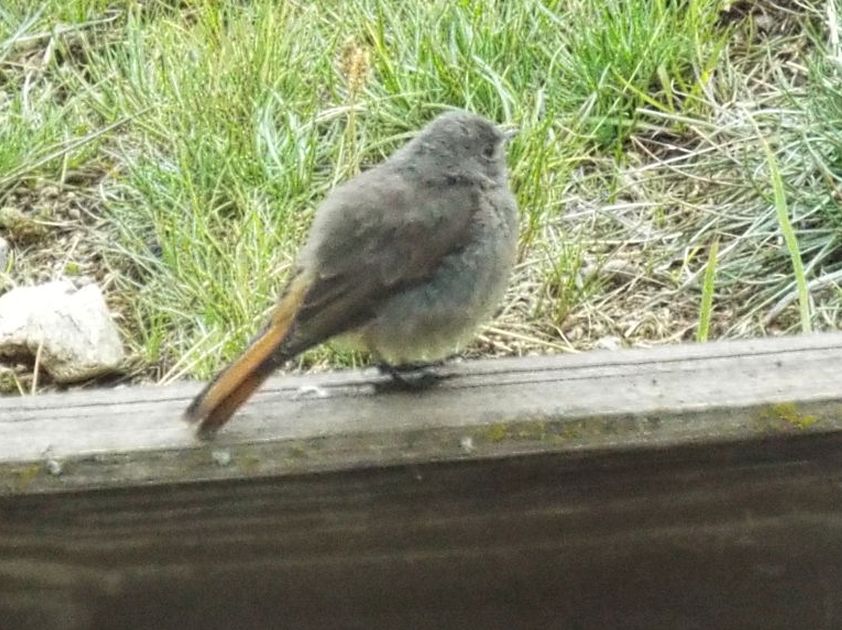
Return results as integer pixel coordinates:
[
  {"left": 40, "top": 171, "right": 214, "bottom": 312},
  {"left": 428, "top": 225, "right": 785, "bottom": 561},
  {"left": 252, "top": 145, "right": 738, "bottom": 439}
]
[{"left": 497, "top": 123, "right": 519, "bottom": 142}]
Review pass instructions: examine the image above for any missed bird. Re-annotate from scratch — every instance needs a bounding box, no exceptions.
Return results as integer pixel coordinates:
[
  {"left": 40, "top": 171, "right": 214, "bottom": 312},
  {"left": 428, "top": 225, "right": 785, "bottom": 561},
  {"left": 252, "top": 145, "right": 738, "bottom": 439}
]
[{"left": 184, "top": 109, "right": 519, "bottom": 437}]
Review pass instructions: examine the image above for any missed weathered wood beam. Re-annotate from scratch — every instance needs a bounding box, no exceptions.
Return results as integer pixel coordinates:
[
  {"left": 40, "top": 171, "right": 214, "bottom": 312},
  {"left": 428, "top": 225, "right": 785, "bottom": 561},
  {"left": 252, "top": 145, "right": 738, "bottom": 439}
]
[
  {"left": 2, "top": 334, "right": 842, "bottom": 628},
  {"left": 1, "top": 332, "right": 841, "bottom": 494}
]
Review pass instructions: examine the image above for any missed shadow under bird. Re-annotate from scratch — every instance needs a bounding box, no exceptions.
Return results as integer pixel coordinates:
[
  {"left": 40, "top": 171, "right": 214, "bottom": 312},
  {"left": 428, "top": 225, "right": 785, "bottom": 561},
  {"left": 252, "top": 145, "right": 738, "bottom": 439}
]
[{"left": 184, "top": 110, "right": 519, "bottom": 437}]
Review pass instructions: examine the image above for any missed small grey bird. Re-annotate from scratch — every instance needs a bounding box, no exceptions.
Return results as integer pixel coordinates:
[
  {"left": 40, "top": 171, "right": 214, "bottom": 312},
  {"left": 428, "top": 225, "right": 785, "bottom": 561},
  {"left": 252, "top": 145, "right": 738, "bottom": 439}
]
[{"left": 184, "top": 110, "right": 519, "bottom": 436}]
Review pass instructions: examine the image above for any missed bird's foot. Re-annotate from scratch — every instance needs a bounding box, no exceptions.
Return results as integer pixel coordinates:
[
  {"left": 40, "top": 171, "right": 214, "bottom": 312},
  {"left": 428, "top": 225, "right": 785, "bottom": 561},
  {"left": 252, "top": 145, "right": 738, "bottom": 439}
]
[{"left": 376, "top": 361, "right": 445, "bottom": 391}]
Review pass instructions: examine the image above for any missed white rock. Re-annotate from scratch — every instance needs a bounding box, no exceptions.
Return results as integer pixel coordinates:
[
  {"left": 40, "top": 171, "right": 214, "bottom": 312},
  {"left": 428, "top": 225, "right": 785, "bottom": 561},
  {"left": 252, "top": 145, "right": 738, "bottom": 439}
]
[{"left": 0, "top": 280, "right": 125, "bottom": 383}]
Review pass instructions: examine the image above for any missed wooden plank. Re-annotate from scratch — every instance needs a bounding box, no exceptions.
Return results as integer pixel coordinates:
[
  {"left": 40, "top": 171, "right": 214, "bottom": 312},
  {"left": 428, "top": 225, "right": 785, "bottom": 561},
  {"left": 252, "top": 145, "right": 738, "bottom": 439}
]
[
  {"left": 1, "top": 333, "right": 842, "bottom": 628},
  {"left": 2, "top": 434, "right": 842, "bottom": 629},
  {"left": 1, "top": 332, "right": 842, "bottom": 494}
]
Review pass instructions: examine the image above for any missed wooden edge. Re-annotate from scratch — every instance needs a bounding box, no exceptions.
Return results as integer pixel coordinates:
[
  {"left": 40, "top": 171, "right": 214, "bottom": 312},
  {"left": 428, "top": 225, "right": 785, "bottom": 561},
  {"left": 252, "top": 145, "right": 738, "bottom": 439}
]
[
  {"left": 1, "top": 332, "right": 841, "bottom": 495},
  {"left": 5, "top": 330, "right": 842, "bottom": 413}
]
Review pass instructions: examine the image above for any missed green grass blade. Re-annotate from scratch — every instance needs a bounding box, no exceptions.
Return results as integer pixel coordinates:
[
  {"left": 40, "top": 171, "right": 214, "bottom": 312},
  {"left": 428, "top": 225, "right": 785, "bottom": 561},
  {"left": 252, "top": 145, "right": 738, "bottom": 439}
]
[
  {"left": 759, "top": 138, "right": 812, "bottom": 333},
  {"left": 696, "top": 239, "right": 719, "bottom": 343}
]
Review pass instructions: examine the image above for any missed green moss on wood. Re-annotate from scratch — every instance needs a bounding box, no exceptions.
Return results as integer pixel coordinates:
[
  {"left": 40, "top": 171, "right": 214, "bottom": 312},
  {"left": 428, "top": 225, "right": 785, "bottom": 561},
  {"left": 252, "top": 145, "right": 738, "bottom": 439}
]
[{"left": 756, "top": 402, "right": 818, "bottom": 432}]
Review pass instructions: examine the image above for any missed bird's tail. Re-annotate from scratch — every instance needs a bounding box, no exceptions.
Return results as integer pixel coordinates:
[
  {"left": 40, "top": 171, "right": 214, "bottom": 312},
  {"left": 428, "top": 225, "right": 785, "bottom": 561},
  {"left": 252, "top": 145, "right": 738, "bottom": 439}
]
[{"left": 184, "top": 272, "right": 311, "bottom": 437}]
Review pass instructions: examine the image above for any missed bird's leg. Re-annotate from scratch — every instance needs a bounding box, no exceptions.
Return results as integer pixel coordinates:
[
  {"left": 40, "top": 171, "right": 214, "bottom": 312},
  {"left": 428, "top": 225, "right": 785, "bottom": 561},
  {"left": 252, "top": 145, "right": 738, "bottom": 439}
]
[{"left": 376, "top": 361, "right": 445, "bottom": 390}]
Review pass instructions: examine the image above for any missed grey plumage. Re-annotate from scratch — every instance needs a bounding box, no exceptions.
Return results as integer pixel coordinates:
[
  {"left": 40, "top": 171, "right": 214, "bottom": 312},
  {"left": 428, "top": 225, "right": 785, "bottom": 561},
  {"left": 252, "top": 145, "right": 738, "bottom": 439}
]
[{"left": 185, "top": 109, "right": 519, "bottom": 435}]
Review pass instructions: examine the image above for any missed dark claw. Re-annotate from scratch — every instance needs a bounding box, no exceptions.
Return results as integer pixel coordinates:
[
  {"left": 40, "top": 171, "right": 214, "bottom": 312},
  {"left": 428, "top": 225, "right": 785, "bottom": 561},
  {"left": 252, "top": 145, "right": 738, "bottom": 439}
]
[{"left": 376, "top": 362, "right": 444, "bottom": 391}]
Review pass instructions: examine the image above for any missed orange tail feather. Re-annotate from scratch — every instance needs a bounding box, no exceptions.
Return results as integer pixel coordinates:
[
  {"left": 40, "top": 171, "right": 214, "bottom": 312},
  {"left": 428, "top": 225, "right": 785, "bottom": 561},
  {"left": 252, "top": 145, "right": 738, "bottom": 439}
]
[{"left": 184, "top": 273, "right": 310, "bottom": 437}]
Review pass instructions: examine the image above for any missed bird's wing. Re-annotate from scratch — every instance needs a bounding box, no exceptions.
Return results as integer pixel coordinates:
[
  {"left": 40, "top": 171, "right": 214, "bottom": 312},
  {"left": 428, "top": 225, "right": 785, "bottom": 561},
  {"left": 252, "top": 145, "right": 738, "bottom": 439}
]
[
  {"left": 183, "top": 169, "right": 482, "bottom": 435},
  {"left": 288, "top": 169, "right": 482, "bottom": 345}
]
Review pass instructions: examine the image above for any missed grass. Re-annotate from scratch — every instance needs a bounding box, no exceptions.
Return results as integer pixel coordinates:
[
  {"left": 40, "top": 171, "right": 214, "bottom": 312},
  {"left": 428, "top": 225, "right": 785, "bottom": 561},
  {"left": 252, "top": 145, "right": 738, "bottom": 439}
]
[
  {"left": 760, "top": 129, "right": 812, "bottom": 333},
  {"left": 0, "top": 0, "right": 840, "bottom": 391},
  {"left": 697, "top": 238, "right": 718, "bottom": 342}
]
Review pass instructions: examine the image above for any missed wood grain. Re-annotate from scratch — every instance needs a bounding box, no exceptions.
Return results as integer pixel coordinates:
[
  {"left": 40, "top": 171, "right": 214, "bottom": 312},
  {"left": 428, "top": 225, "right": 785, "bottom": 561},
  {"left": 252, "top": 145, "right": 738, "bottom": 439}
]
[
  {"left": 2, "top": 434, "right": 842, "bottom": 629},
  {"left": 2, "top": 332, "right": 842, "bottom": 494},
  {"left": 1, "top": 334, "right": 842, "bottom": 628}
]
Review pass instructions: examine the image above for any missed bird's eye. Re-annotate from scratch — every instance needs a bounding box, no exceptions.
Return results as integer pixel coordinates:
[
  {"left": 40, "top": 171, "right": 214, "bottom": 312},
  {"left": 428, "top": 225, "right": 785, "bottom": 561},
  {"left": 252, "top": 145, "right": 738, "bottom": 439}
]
[{"left": 481, "top": 143, "right": 496, "bottom": 159}]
